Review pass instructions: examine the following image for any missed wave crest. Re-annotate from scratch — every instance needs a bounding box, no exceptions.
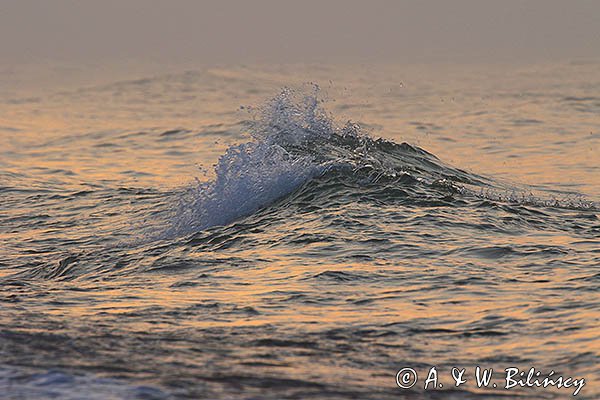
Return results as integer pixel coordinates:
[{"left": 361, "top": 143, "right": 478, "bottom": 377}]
[{"left": 164, "top": 86, "right": 596, "bottom": 237}]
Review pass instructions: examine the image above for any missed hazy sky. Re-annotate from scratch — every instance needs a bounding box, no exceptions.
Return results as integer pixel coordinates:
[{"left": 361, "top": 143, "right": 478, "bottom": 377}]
[{"left": 1, "top": 0, "right": 599, "bottom": 65}]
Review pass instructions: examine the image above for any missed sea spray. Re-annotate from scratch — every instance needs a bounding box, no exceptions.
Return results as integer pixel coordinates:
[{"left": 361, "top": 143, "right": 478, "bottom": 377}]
[{"left": 164, "top": 86, "right": 341, "bottom": 236}]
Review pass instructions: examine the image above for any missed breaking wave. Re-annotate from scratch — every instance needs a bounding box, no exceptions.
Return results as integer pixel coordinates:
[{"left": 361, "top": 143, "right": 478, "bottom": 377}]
[{"left": 164, "top": 86, "right": 597, "bottom": 238}]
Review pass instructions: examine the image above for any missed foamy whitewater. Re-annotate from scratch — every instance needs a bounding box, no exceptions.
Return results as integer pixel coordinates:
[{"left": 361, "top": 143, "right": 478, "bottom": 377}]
[{"left": 0, "top": 63, "right": 598, "bottom": 399}]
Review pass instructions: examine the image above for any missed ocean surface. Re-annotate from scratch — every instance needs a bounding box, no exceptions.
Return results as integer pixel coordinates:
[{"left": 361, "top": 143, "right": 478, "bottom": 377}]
[{"left": 1, "top": 62, "right": 599, "bottom": 399}]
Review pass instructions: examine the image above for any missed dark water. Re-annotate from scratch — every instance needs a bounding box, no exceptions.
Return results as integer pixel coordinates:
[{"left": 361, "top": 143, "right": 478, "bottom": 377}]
[{"left": 1, "top": 63, "right": 599, "bottom": 399}]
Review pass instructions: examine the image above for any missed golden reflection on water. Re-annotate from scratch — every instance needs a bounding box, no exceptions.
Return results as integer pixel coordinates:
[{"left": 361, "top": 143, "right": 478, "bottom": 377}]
[
  {"left": 1, "top": 62, "right": 598, "bottom": 397},
  {"left": 2, "top": 63, "right": 598, "bottom": 196}
]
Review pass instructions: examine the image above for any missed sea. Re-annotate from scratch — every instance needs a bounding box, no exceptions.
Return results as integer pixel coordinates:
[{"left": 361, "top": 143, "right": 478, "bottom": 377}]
[{"left": 0, "top": 61, "right": 598, "bottom": 399}]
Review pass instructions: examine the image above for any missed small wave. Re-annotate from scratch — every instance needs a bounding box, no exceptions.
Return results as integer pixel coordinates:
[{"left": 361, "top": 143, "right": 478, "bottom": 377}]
[{"left": 162, "top": 86, "right": 597, "bottom": 237}]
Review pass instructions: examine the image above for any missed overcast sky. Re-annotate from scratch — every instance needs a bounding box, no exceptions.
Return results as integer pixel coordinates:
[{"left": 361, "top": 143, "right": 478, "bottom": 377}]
[{"left": 1, "top": 0, "right": 599, "bottom": 65}]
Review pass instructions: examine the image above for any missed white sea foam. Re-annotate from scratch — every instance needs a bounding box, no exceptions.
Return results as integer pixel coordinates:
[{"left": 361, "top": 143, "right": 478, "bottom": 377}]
[
  {"left": 164, "top": 86, "right": 339, "bottom": 236},
  {"left": 0, "top": 366, "right": 166, "bottom": 400}
]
